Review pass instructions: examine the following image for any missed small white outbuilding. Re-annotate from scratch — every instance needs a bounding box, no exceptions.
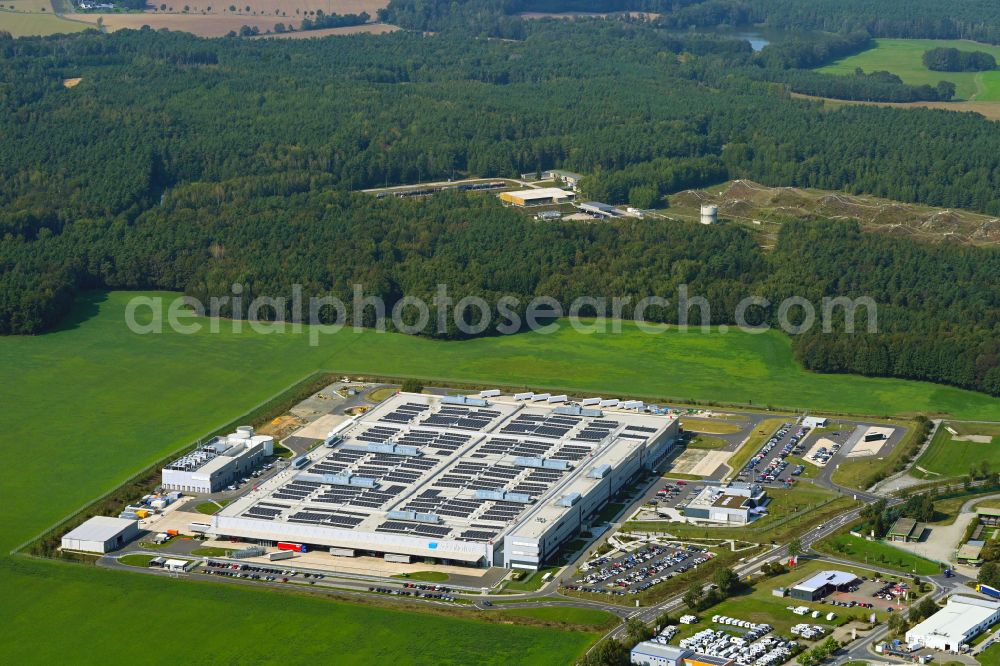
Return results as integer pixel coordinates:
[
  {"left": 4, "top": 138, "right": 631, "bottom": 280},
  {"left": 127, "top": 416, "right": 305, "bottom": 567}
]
[{"left": 61, "top": 516, "right": 139, "bottom": 553}]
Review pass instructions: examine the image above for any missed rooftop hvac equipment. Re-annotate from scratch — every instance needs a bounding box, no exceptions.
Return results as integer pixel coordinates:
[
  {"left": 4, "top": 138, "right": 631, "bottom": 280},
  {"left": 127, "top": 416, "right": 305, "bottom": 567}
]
[
  {"left": 532, "top": 393, "right": 552, "bottom": 401},
  {"left": 361, "top": 442, "right": 421, "bottom": 456},
  {"left": 587, "top": 464, "right": 611, "bottom": 479},
  {"left": 554, "top": 404, "right": 583, "bottom": 415},
  {"left": 441, "top": 394, "right": 488, "bottom": 407},
  {"left": 474, "top": 489, "right": 533, "bottom": 504},
  {"left": 367, "top": 442, "right": 397, "bottom": 454},
  {"left": 547, "top": 394, "right": 568, "bottom": 404},
  {"left": 324, "top": 433, "right": 344, "bottom": 448},
  {"left": 291, "top": 456, "right": 311, "bottom": 470},
  {"left": 580, "top": 408, "right": 603, "bottom": 417},
  {"left": 581, "top": 397, "right": 602, "bottom": 406},
  {"left": 599, "top": 399, "right": 620, "bottom": 407},
  {"left": 232, "top": 546, "right": 266, "bottom": 559},
  {"left": 323, "top": 473, "right": 377, "bottom": 488},
  {"left": 514, "top": 456, "right": 570, "bottom": 470},
  {"left": 479, "top": 389, "right": 501, "bottom": 398},
  {"left": 622, "top": 400, "right": 644, "bottom": 410},
  {"left": 236, "top": 425, "right": 254, "bottom": 438},
  {"left": 386, "top": 510, "right": 441, "bottom": 524},
  {"left": 556, "top": 492, "right": 581, "bottom": 507},
  {"left": 513, "top": 392, "right": 534, "bottom": 401}
]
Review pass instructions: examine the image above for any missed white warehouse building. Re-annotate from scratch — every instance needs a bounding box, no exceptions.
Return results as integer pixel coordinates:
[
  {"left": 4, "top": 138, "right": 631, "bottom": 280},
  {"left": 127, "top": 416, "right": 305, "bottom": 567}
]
[
  {"left": 162, "top": 427, "right": 273, "bottom": 494},
  {"left": 61, "top": 516, "right": 140, "bottom": 554},
  {"left": 906, "top": 595, "right": 1000, "bottom": 652},
  {"left": 209, "top": 392, "right": 680, "bottom": 568}
]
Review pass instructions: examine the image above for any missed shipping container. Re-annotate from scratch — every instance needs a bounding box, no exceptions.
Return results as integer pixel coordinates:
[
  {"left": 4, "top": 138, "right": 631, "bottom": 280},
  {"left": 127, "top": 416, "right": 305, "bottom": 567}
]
[
  {"left": 277, "top": 542, "right": 308, "bottom": 553},
  {"left": 269, "top": 550, "right": 295, "bottom": 561},
  {"left": 330, "top": 548, "right": 357, "bottom": 557}
]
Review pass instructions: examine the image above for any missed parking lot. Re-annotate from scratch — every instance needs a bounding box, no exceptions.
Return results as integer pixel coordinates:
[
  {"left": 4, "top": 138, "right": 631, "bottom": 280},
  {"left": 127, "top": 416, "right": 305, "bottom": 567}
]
[
  {"left": 565, "top": 541, "right": 714, "bottom": 596},
  {"left": 826, "top": 577, "right": 909, "bottom": 612},
  {"left": 734, "top": 422, "right": 812, "bottom": 487}
]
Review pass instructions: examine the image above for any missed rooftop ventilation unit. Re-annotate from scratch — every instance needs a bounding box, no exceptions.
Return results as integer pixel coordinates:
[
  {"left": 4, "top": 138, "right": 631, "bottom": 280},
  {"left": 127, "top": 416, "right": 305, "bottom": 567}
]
[
  {"left": 581, "top": 397, "right": 602, "bottom": 406},
  {"left": 513, "top": 456, "right": 570, "bottom": 470},
  {"left": 323, "top": 473, "right": 377, "bottom": 488},
  {"left": 386, "top": 510, "right": 441, "bottom": 524},
  {"left": 622, "top": 400, "right": 644, "bottom": 410},
  {"left": 556, "top": 492, "right": 582, "bottom": 507},
  {"left": 587, "top": 464, "right": 612, "bottom": 479},
  {"left": 532, "top": 393, "right": 552, "bottom": 402},
  {"left": 479, "top": 389, "right": 501, "bottom": 398},
  {"left": 441, "top": 394, "right": 488, "bottom": 407},
  {"left": 514, "top": 392, "right": 534, "bottom": 401},
  {"left": 547, "top": 394, "right": 567, "bottom": 404},
  {"left": 291, "top": 456, "right": 311, "bottom": 470},
  {"left": 599, "top": 399, "right": 620, "bottom": 407}
]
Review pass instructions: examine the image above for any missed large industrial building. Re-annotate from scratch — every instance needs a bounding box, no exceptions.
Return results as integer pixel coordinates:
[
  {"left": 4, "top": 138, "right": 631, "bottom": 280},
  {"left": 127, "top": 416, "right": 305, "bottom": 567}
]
[
  {"left": 681, "top": 482, "right": 768, "bottom": 524},
  {"left": 162, "top": 427, "right": 274, "bottom": 493},
  {"left": 789, "top": 570, "right": 859, "bottom": 602},
  {"left": 61, "top": 516, "right": 139, "bottom": 554},
  {"left": 499, "top": 187, "right": 575, "bottom": 207},
  {"left": 209, "top": 392, "right": 679, "bottom": 569},
  {"left": 906, "top": 595, "right": 1000, "bottom": 652}
]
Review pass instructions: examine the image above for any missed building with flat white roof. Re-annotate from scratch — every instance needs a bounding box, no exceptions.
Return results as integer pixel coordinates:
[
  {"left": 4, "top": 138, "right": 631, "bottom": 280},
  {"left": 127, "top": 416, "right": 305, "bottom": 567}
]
[
  {"left": 210, "top": 392, "right": 679, "bottom": 568},
  {"left": 789, "top": 570, "right": 859, "bottom": 601},
  {"left": 61, "top": 516, "right": 140, "bottom": 553},
  {"left": 631, "top": 643, "right": 690, "bottom": 666},
  {"left": 162, "top": 427, "right": 273, "bottom": 493},
  {"left": 907, "top": 595, "right": 1000, "bottom": 652},
  {"left": 681, "top": 482, "right": 768, "bottom": 525}
]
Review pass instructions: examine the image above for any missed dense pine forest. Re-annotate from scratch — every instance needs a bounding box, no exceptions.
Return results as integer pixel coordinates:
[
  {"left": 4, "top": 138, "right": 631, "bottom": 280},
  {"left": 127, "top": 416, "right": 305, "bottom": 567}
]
[{"left": 1, "top": 15, "right": 999, "bottom": 396}]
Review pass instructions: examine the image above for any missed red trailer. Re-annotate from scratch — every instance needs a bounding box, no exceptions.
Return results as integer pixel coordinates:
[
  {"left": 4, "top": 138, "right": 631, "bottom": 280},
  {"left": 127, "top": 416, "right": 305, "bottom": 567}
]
[{"left": 277, "top": 542, "right": 308, "bottom": 553}]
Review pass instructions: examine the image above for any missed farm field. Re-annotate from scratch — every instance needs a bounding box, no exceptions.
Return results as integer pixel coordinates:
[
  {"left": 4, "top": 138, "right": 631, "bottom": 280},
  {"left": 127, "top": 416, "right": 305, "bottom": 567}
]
[
  {"left": 814, "top": 533, "right": 940, "bottom": 575},
  {"left": 914, "top": 422, "right": 1000, "bottom": 479},
  {"left": 817, "top": 39, "right": 1000, "bottom": 101},
  {"left": 0, "top": 8, "right": 87, "bottom": 35},
  {"left": 2, "top": 291, "right": 998, "bottom": 662},
  {"left": 0, "top": 561, "right": 595, "bottom": 665}
]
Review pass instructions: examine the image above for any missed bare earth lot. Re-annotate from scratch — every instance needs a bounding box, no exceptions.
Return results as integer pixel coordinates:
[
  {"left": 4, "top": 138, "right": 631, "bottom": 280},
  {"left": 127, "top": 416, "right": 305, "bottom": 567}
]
[{"left": 254, "top": 22, "right": 397, "bottom": 38}]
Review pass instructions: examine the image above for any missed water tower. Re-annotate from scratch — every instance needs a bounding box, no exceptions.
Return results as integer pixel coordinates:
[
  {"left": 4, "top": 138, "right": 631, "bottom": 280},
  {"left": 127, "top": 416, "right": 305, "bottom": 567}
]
[{"left": 700, "top": 204, "right": 718, "bottom": 225}]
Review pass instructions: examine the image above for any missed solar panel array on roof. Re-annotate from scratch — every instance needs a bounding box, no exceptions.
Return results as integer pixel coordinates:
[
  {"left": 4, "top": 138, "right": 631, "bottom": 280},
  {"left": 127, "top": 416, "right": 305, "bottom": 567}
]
[
  {"left": 376, "top": 519, "right": 453, "bottom": 538},
  {"left": 355, "top": 425, "right": 400, "bottom": 443},
  {"left": 552, "top": 443, "right": 595, "bottom": 461},
  {"left": 626, "top": 425, "right": 657, "bottom": 433},
  {"left": 459, "top": 528, "right": 497, "bottom": 542},
  {"left": 379, "top": 401, "right": 431, "bottom": 424},
  {"left": 420, "top": 405, "right": 500, "bottom": 432},
  {"left": 500, "top": 413, "right": 583, "bottom": 439}
]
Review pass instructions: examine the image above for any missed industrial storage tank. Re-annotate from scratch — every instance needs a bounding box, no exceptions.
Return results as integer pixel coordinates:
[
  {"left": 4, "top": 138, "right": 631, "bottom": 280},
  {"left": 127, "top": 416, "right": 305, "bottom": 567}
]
[
  {"left": 252, "top": 435, "right": 274, "bottom": 456},
  {"left": 700, "top": 204, "right": 718, "bottom": 225},
  {"left": 236, "top": 425, "right": 254, "bottom": 438}
]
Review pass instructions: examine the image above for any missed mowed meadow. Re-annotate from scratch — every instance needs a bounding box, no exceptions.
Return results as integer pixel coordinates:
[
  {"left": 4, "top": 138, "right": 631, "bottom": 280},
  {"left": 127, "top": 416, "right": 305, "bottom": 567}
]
[
  {"left": 3, "top": 290, "right": 1000, "bottom": 663},
  {"left": 818, "top": 38, "right": 1000, "bottom": 101}
]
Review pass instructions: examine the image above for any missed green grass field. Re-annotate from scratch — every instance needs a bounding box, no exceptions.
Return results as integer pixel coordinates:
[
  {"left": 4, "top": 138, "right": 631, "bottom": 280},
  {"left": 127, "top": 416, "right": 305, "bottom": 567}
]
[
  {"left": 496, "top": 606, "right": 618, "bottom": 629},
  {"left": 0, "top": 8, "right": 88, "bottom": 36},
  {"left": 818, "top": 39, "right": 1000, "bottom": 101},
  {"left": 3, "top": 291, "right": 1000, "bottom": 663},
  {"left": 0, "top": 560, "right": 595, "bottom": 665},
  {"left": 687, "top": 434, "right": 727, "bottom": 449},
  {"left": 118, "top": 553, "right": 155, "bottom": 567},
  {"left": 814, "top": 533, "right": 940, "bottom": 575},
  {"left": 393, "top": 571, "right": 450, "bottom": 582},
  {"left": 914, "top": 423, "right": 1000, "bottom": 479}
]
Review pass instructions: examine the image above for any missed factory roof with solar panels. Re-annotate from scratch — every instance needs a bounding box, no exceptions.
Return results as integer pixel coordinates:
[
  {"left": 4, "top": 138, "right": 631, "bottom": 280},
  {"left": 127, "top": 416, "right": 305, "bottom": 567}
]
[{"left": 211, "top": 391, "right": 680, "bottom": 569}]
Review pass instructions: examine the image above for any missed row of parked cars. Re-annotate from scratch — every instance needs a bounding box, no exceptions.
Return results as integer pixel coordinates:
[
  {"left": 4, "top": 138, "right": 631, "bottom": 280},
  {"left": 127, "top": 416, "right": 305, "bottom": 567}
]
[
  {"left": 680, "top": 627, "right": 794, "bottom": 666},
  {"left": 809, "top": 439, "right": 842, "bottom": 466},
  {"left": 368, "top": 586, "right": 457, "bottom": 602},
  {"left": 225, "top": 463, "right": 275, "bottom": 491},
  {"left": 573, "top": 545, "right": 712, "bottom": 595},
  {"left": 401, "top": 582, "right": 452, "bottom": 593},
  {"left": 203, "top": 560, "right": 327, "bottom": 583}
]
